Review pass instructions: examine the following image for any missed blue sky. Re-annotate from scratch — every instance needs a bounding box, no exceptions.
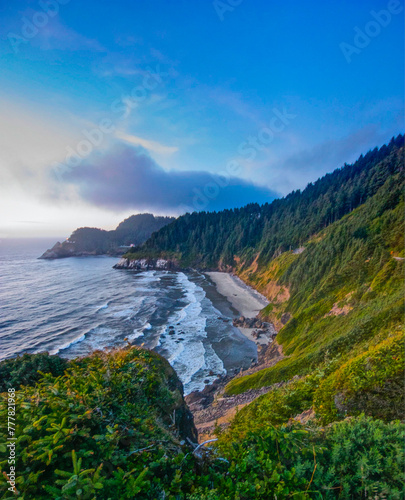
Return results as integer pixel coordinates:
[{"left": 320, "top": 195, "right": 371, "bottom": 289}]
[{"left": 0, "top": 0, "right": 403, "bottom": 237}]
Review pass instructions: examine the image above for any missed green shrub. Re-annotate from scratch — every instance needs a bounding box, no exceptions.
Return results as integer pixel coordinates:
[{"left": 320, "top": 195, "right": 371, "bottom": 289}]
[
  {"left": 192, "top": 416, "right": 405, "bottom": 499},
  {"left": 313, "top": 415, "right": 404, "bottom": 499},
  {"left": 0, "top": 352, "right": 69, "bottom": 392},
  {"left": 202, "top": 423, "right": 319, "bottom": 499},
  {"left": 0, "top": 347, "right": 198, "bottom": 499}
]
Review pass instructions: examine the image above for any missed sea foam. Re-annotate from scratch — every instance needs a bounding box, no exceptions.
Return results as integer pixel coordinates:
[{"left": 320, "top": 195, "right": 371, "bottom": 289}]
[{"left": 157, "top": 272, "right": 226, "bottom": 394}]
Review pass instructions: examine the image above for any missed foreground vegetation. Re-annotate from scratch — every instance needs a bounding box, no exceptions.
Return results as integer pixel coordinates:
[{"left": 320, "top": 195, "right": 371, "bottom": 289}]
[
  {"left": 0, "top": 348, "right": 198, "bottom": 499},
  {"left": 0, "top": 349, "right": 403, "bottom": 499}
]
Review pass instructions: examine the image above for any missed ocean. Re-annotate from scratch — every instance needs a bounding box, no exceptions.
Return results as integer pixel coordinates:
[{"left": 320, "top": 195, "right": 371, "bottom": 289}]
[{"left": 0, "top": 238, "right": 256, "bottom": 394}]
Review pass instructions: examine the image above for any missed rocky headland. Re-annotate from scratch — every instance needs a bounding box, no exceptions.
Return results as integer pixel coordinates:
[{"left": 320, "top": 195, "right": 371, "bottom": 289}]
[
  {"left": 39, "top": 213, "right": 175, "bottom": 260},
  {"left": 39, "top": 240, "right": 124, "bottom": 259}
]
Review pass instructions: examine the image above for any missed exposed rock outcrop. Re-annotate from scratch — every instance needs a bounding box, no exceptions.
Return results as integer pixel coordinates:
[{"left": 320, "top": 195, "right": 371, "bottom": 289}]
[
  {"left": 293, "top": 407, "right": 315, "bottom": 424},
  {"left": 186, "top": 375, "right": 285, "bottom": 441},
  {"left": 233, "top": 316, "right": 264, "bottom": 329},
  {"left": 280, "top": 312, "right": 292, "bottom": 325},
  {"left": 113, "top": 257, "right": 179, "bottom": 270},
  {"left": 233, "top": 316, "right": 277, "bottom": 340}
]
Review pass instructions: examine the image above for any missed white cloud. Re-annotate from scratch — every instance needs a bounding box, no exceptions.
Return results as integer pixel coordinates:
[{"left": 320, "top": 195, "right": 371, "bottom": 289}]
[{"left": 115, "top": 130, "right": 179, "bottom": 156}]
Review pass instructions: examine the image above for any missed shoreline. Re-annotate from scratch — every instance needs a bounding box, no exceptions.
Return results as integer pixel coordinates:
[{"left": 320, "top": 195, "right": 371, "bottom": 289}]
[
  {"left": 205, "top": 272, "right": 269, "bottom": 317},
  {"left": 187, "top": 271, "right": 281, "bottom": 441},
  {"left": 205, "top": 271, "right": 274, "bottom": 345}
]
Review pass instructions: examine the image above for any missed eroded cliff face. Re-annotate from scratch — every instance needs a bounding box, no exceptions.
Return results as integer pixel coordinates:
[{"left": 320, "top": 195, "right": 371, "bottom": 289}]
[{"left": 163, "top": 356, "right": 199, "bottom": 444}]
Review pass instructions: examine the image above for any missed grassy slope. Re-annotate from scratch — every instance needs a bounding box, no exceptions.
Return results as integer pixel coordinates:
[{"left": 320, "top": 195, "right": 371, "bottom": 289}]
[{"left": 225, "top": 160, "right": 404, "bottom": 410}]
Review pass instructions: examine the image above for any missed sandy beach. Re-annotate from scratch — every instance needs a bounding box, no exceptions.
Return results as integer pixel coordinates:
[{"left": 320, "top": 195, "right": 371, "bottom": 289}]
[{"left": 206, "top": 272, "right": 273, "bottom": 345}]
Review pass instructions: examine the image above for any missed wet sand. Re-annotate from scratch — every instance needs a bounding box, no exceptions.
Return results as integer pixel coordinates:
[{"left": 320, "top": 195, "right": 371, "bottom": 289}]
[{"left": 205, "top": 272, "right": 271, "bottom": 344}]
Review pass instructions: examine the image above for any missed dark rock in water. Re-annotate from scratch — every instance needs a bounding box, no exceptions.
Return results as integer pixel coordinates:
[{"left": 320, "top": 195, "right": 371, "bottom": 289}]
[
  {"left": 233, "top": 316, "right": 260, "bottom": 328},
  {"left": 209, "top": 370, "right": 214, "bottom": 376},
  {"left": 169, "top": 326, "right": 175, "bottom": 329},
  {"left": 169, "top": 331, "right": 175, "bottom": 335},
  {"left": 204, "top": 379, "right": 210, "bottom": 384},
  {"left": 178, "top": 337, "right": 184, "bottom": 341},
  {"left": 233, "top": 316, "right": 269, "bottom": 329}
]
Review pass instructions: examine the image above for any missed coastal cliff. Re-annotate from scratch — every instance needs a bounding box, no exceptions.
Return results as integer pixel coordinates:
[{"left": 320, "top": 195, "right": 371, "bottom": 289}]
[{"left": 1, "top": 345, "right": 403, "bottom": 498}]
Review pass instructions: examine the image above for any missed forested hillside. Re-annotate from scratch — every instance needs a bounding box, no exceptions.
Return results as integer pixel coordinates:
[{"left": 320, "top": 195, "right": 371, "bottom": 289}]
[
  {"left": 130, "top": 135, "right": 403, "bottom": 269},
  {"left": 226, "top": 149, "right": 404, "bottom": 401}
]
